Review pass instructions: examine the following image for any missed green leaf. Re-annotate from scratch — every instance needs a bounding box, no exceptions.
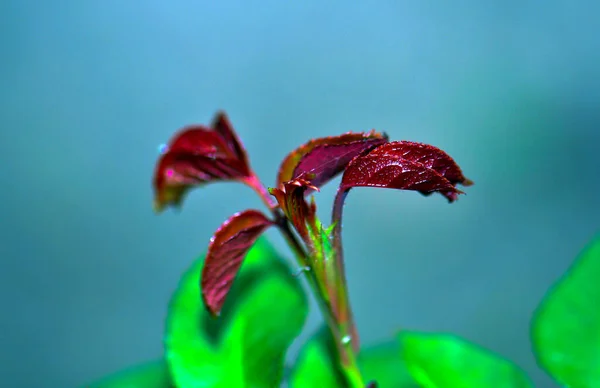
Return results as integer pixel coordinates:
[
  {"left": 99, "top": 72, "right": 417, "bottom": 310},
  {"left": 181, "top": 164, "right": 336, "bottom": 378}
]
[
  {"left": 359, "top": 342, "right": 418, "bottom": 388},
  {"left": 531, "top": 234, "right": 600, "bottom": 387},
  {"left": 289, "top": 327, "right": 343, "bottom": 388},
  {"left": 224, "top": 272, "right": 307, "bottom": 386},
  {"left": 86, "top": 360, "right": 172, "bottom": 388},
  {"left": 398, "top": 331, "right": 532, "bottom": 388},
  {"left": 289, "top": 327, "right": 417, "bottom": 388},
  {"left": 165, "top": 237, "right": 308, "bottom": 388}
]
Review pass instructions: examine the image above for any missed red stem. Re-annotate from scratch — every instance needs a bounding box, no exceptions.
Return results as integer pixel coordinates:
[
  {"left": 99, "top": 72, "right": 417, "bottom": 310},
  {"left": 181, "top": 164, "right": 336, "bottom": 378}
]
[{"left": 332, "top": 187, "right": 360, "bottom": 353}]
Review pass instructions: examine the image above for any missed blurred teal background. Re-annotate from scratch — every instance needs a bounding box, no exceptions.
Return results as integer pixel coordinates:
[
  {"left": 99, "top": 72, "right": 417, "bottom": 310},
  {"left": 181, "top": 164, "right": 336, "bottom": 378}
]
[{"left": 2, "top": 1, "right": 599, "bottom": 387}]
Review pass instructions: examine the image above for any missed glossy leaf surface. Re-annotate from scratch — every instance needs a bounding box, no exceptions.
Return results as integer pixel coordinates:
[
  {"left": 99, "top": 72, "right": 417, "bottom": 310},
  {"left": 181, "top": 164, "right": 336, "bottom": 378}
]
[
  {"left": 399, "top": 331, "right": 532, "bottom": 388},
  {"left": 277, "top": 131, "right": 388, "bottom": 187},
  {"left": 367, "top": 141, "right": 472, "bottom": 188},
  {"left": 290, "top": 328, "right": 417, "bottom": 388},
  {"left": 341, "top": 142, "right": 467, "bottom": 202},
  {"left": 531, "top": 234, "right": 600, "bottom": 387},
  {"left": 166, "top": 238, "right": 308, "bottom": 388},
  {"left": 87, "top": 360, "right": 172, "bottom": 388},
  {"left": 201, "top": 209, "right": 273, "bottom": 316},
  {"left": 153, "top": 112, "right": 252, "bottom": 211}
]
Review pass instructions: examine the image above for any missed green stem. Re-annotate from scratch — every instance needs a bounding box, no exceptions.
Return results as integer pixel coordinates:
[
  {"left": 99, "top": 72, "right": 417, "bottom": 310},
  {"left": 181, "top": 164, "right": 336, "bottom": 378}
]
[
  {"left": 246, "top": 174, "right": 365, "bottom": 387},
  {"left": 276, "top": 212, "right": 364, "bottom": 388}
]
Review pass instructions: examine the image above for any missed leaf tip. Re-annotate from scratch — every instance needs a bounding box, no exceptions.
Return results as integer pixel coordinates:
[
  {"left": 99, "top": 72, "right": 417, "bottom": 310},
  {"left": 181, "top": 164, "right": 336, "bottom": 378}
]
[
  {"left": 200, "top": 210, "right": 273, "bottom": 318},
  {"left": 201, "top": 291, "right": 222, "bottom": 318},
  {"left": 212, "top": 109, "right": 228, "bottom": 121}
]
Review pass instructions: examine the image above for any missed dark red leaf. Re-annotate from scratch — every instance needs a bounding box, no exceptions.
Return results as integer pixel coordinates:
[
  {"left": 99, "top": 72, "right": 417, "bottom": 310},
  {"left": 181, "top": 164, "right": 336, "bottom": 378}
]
[
  {"left": 211, "top": 111, "right": 250, "bottom": 165},
  {"left": 339, "top": 141, "right": 472, "bottom": 202},
  {"left": 277, "top": 130, "right": 388, "bottom": 188},
  {"left": 367, "top": 141, "right": 473, "bottom": 187},
  {"left": 201, "top": 209, "right": 273, "bottom": 316},
  {"left": 340, "top": 153, "right": 463, "bottom": 201},
  {"left": 153, "top": 112, "right": 252, "bottom": 212},
  {"left": 166, "top": 127, "right": 232, "bottom": 157},
  {"left": 269, "top": 179, "right": 318, "bottom": 242}
]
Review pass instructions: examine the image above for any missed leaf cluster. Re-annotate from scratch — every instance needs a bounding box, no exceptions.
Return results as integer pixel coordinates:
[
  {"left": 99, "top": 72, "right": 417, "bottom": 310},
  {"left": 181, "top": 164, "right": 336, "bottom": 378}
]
[{"left": 89, "top": 112, "right": 600, "bottom": 388}]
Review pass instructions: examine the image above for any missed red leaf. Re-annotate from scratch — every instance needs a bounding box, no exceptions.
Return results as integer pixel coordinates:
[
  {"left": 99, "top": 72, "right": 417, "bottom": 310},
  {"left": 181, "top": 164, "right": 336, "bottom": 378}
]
[
  {"left": 367, "top": 141, "right": 473, "bottom": 187},
  {"left": 340, "top": 141, "right": 471, "bottom": 202},
  {"left": 277, "top": 130, "right": 388, "bottom": 188},
  {"left": 211, "top": 111, "right": 250, "bottom": 165},
  {"left": 269, "top": 179, "right": 318, "bottom": 242},
  {"left": 201, "top": 209, "right": 273, "bottom": 316},
  {"left": 153, "top": 112, "right": 252, "bottom": 212}
]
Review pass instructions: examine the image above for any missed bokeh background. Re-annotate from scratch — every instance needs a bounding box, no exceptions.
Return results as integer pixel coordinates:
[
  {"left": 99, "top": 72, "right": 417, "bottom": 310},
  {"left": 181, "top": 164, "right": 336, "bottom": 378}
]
[{"left": 2, "top": 1, "right": 599, "bottom": 387}]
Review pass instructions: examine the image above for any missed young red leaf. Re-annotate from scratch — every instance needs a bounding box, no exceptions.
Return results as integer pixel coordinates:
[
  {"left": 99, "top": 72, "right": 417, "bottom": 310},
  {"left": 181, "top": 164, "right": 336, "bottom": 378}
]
[
  {"left": 211, "top": 111, "right": 250, "bottom": 165},
  {"left": 277, "top": 130, "right": 388, "bottom": 188},
  {"left": 269, "top": 179, "right": 318, "bottom": 242},
  {"left": 340, "top": 141, "right": 471, "bottom": 202},
  {"left": 367, "top": 141, "right": 473, "bottom": 188},
  {"left": 201, "top": 209, "right": 273, "bottom": 316},
  {"left": 153, "top": 112, "right": 252, "bottom": 212},
  {"left": 341, "top": 155, "right": 462, "bottom": 201}
]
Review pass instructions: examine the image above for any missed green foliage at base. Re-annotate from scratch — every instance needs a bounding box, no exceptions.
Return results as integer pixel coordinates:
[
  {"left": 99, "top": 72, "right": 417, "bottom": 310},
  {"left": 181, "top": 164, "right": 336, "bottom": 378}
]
[
  {"left": 87, "top": 234, "right": 600, "bottom": 388},
  {"left": 531, "top": 234, "right": 600, "bottom": 387},
  {"left": 399, "top": 331, "right": 532, "bottom": 388},
  {"left": 87, "top": 237, "right": 307, "bottom": 388},
  {"left": 290, "top": 327, "right": 530, "bottom": 388}
]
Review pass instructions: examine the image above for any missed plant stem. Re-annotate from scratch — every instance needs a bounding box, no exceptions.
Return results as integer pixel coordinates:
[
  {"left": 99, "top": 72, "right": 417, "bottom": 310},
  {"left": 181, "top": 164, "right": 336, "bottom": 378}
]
[
  {"left": 275, "top": 210, "right": 310, "bottom": 268},
  {"left": 332, "top": 188, "right": 360, "bottom": 353},
  {"left": 247, "top": 174, "right": 365, "bottom": 387},
  {"left": 275, "top": 210, "right": 364, "bottom": 388}
]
